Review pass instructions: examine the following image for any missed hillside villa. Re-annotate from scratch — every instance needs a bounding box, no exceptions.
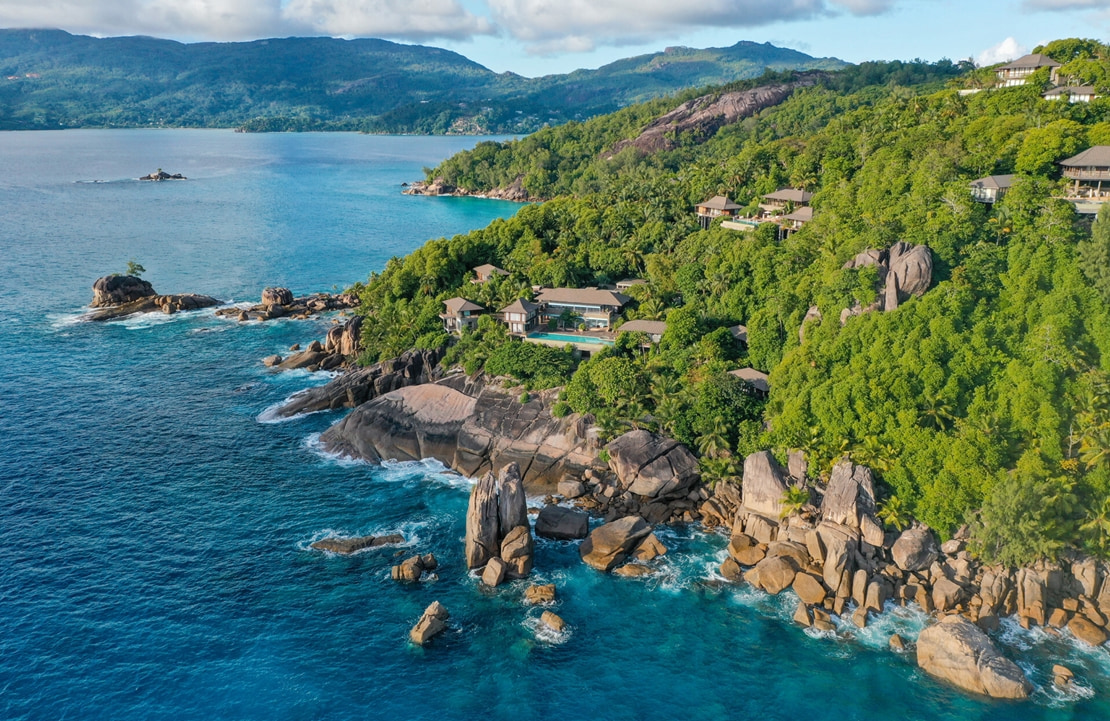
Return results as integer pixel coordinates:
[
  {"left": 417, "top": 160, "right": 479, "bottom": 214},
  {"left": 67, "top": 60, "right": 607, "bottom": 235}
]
[
  {"left": 535, "top": 287, "right": 631, "bottom": 330},
  {"left": 499, "top": 298, "right": 541, "bottom": 335},
  {"left": 995, "top": 53, "right": 1061, "bottom": 88},
  {"left": 1043, "top": 86, "right": 1098, "bottom": 103},
  {"left": 729, "top": 367, "right": 770, "bottom": 398},
  {"left": 1059, "top": 146, "right": 1110, "bottom": 213},
  {"left": 472, "top": 263, "right": 509, "bottom": 283},
  {"left": 617, "top": 319, "right": 667, "bottom": 344},
  {"left": 970, "top": 174, "right": 1015, "bottom": 204},
  {"left": 720, "top": 188, "right": 815, "bottom": 236},
  {"left": 440, "top": 297, "right": 484, "bottom": 333},
  {"left": 695, "top": 195, "right": 743, "bottom": 229}
]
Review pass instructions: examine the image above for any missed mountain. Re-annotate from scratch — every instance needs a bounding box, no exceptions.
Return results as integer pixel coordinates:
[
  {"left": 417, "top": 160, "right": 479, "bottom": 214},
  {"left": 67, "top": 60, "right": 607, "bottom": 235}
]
[{"left": 0, "top": 29, "right": 845, "bottom": 132}]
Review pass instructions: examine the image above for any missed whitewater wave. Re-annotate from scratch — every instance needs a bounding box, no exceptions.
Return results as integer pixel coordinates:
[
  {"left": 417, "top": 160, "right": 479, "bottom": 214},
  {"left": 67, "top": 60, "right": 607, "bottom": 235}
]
[{"left": 298, "top": 521, "right": 426, "bottom": 555}]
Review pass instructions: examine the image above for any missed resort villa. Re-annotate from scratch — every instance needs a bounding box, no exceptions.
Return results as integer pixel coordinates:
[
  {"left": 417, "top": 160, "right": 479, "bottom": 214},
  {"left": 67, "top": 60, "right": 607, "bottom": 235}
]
[
  {"left": 969, "top": 174, "right": 1015, "bottom": 204},
  {"left": 472, "top": 264, "right": 510, "bottom": 283},
  {"left": 1043, "top": 86, "right": 1098, "bottom": 103},
  {"left": 499, "top": 298, "right": 541, "bottom": 335},
  {"left": 719, "top": 188, "right": 815, "bottom": 236},
  {"left": 729, "top": 368, "right": 771, "bottom": 398},
  {"left": 995, "top": 53, "right": 1060, "bottom": 88},
  {"left": 440, "top": 297, "right": 485, "bottom": 333},
  {"left": 617, "top": 319, "right": 667, "bottom": 344},
  {"left": 1059, "top": 146, "right": 1110, "bottom": 213},
  {"left": 535, "top": 288, "right": 632, "bottom": 330},
  {"left": 695, "top": 196, "right": 743, "bottom": 230}
]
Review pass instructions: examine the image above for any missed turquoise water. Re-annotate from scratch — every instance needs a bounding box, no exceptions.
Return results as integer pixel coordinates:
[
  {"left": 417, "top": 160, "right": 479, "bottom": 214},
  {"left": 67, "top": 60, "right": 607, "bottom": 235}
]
[
  {"left": 528, "top": 332, "right": 615, "bottom": 345},
  {"left": 1, "top": 130, "right": 1109, "bottom": 720}
]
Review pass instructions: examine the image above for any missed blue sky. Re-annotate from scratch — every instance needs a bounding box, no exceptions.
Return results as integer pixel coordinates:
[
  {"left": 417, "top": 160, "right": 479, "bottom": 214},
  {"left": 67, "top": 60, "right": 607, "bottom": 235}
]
[{"left": 0, "top": 0, "right": 1107, "bottom": 76}]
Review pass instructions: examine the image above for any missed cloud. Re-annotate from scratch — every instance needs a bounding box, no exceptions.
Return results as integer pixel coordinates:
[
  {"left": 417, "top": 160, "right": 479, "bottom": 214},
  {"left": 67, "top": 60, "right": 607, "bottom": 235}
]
[
  {"left": 1023, "top": 0, "right": 1110, "bottom": 10},
  {"left": 976, "top": 37, "right": 1028, "bottom": 66},
  {"left": 487, "top": 0, "right": 895, "bottom": 53},
  {"left": 0, "top": 0, "right": 491, "bottom": 41}
]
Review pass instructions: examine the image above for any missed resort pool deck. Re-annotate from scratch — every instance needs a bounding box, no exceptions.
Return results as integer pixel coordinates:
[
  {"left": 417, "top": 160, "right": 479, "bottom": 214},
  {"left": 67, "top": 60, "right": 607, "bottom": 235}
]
[{"left": 526, "top": 331, "right": 615, "bottom": 346}]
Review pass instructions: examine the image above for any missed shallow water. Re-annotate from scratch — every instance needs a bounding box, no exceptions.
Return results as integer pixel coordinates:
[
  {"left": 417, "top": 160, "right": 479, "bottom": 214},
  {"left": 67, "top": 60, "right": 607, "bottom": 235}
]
[{"left": 1, "top": 130, "right": 1108, "bottom": 720}]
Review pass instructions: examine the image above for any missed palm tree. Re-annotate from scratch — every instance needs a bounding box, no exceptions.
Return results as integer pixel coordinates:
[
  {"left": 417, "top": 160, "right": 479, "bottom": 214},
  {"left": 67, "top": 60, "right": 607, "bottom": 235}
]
[
  {"left": 779, "top": 486, "right": 810, "bottom": 520},
  {"left": 877, "top": 496, "right": 911, "bottom": 531},
  {"left": 1081, "top": 497, "right": 1110, "bottom": 555},
  {"left": 697, "top": 416, "right": 731, "bottom": 459},
  {"left": 1079, "top": 422, "right": 1110, "bottom": 469},
  {"left": 920, "top": 393, "right": 956, "bottom": 432}
]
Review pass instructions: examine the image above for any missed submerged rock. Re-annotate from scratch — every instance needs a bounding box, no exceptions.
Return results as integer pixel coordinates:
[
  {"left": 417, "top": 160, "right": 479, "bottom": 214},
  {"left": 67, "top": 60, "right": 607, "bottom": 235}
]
[
  {"left": 916, "top": 615, "right": 1031, "bottom": 699},
  {"left": 310, "top": 534, "right": 403, "bottom": 554},
  {"left": 524, "top": 584, "right": 556, "bottom": 605}
]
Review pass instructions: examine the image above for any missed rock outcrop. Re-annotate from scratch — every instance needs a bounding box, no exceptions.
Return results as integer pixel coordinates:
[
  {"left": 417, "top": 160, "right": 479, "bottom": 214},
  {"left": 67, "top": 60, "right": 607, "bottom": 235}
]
[
  {"left": 465, "top": 463, "right": 533, "bottom": 582},
  {"left": 579, "top": 515, "right": 654, "bottom": 572},
  {"left": 609, "top": 73, "right": 824, "bottom": 155},
  {"left": 214, "top": 288, "right": 359, "bottom": 323},
  {"left": 275, "top": 348, "right": 444, "bottom": 417},
  {"left": 892, "top": 526, "right": 940, "bottom": 572},
  {"left": 740, "top": 451, "right": 789, "bottom": 518},
  {"left": 310, "top": 533, "right": 404, "bottom": 554},
  {"left": 139, "top": 170, "right": 185, "bottom": 181},
  {"left": 403, "top": 176, "right": 535, "bottom": 202},
  {"left": 91, "top": 275, "right": 155, "bottom": 307},
  {"left": 409, "top": 601, "right": 449, "bottom": 645},
  {"left": 87, "top": 275, "right": 219, "bottom": 320},
  {"left": 320, "top": 375, "right": 605, "bottom": 491},
  {"left": 606, "top": 430, "right": 699, "bottom": 500},
  {"left": 534, "top": 505, "right": 589, "bottom": 540},
  {"left": 820, "top": 461, "right": 885, "bottom": 548},
  {"left": 917, "top": 615, "right": 1032, "bottom": 699}
]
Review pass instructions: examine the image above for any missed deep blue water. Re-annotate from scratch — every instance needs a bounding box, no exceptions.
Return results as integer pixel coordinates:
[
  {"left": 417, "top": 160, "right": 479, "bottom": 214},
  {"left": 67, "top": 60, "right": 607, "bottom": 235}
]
[{"left": 1, "top": 130, "right": 1109, "bottom": 721}]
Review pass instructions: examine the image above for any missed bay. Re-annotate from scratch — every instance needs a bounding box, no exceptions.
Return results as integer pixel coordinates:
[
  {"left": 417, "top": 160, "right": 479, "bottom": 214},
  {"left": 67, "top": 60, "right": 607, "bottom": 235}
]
[{"left": 0, "top": 129, "right": 1107, "bottom": 721}]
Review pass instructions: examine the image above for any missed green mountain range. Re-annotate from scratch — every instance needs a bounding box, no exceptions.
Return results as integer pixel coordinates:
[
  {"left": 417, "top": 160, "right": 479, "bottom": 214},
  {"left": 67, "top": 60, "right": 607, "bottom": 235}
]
[{"left": 0, "top": 29, "right": 844, "bottom": 133}]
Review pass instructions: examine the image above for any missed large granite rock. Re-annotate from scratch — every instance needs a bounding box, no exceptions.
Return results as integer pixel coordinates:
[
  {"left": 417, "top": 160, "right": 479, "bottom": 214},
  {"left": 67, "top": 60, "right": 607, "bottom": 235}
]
[
  {"left": 820, "top": 461, "right": 885, "bottom": 547},
  {"left": 325, "top": 315, "right": 363, "bottom": 357},
  {"left": 91, "top": 275, "right": 156, "bottom": 307},
  {"left": 320, "top": 375, "right": 604, "bottom": 491},
  {"left": 579, "top": 516, "right": 652, "bottom": 572},
  {"left": 606, "top": 430, "right": 699, "bottom": 499},
  {"left": 886, "top": 241, "right": 933, "bottom": 305},
  {"left": 261, "top": 287, "right": 294, "bottom": 306},
  {"left": 534, "top": 505, "right": 589, "bottom": 540},
  {"left": 275, "top": 348, "right": 443, "bottom": 417},
  {"left": 892, "top": 526, "right": 940, "bottom": 572},
  {"left": 741, "top": 451, "right": 789, "bottom": 518},
  {"left": 464, "top": 463, "right": 532, "bottom": 577},
  {"left": 916, "top": 615, "right": 1032, "bottom": 699}
]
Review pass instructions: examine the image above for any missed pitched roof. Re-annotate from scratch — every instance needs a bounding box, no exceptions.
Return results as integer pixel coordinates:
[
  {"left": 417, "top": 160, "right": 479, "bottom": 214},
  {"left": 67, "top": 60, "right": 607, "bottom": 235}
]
[
  {"left": 473, "top": 263, "right": 509, "bottom": 276},
  {"left": 499, "top": 298, "right": 539, "bottom": 315},
  {"left": 764, "top": 188, "right": 813, "bottom": 203},
  {"left": 969, "top": 174, "right": 1015, "bottom": 190},
  {"left": 783, "top": 206, "right": 814, "bottom": 222},
  {"left": 729, "top": 367, "right": 770, "bottom": 393},
  {"left": 618, "top": 320, "right": 667, "bottom": 336},
  {"left": 998, "top": 53, "right": 1061, "bottom": 70},
  {"left": 1044, "top": 86, "right": 1097, "bottom": 97},
  {"left": 536, "top": 288, "right": 631, "bottom": 307},
  {"left": 616, "top": 278, "right": 647, "bottom": 287},
  {"left": 729, "top": 325, "right": 748, "bottom": 343},
  {"left": 1060, "top": 146, "right": 1110, "bottom": 167},
  {"left": 443, "top": 297, "right": 484, "bottom": 313},
  {"left": 696, "top": 195, "right": 742, "bottom": 211}
]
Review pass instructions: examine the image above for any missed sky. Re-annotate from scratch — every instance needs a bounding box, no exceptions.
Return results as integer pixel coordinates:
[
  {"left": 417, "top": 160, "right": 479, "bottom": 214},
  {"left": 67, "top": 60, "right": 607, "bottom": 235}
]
[{"left": 0, "top": 0, "right": 1108, "bottom": 77}]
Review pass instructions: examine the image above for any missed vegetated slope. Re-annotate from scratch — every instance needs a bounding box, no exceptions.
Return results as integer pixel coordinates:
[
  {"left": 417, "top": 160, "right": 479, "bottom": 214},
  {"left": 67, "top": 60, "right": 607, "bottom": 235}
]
[
  {"left": 0, "top": 29, "right": 844, "bottom": 132},
  {"left": 354, "top": 42, "right": 1110, "bottom": 566}
]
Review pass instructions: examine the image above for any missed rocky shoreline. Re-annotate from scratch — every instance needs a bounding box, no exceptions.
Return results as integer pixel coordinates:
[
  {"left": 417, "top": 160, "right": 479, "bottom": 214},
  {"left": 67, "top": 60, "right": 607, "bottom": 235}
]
[
  {"left": 402, "top": 177, "right": 538, "bottom": 202},
  {"left": 280, "top": 354, "right": 1110, "bottom": 699}
]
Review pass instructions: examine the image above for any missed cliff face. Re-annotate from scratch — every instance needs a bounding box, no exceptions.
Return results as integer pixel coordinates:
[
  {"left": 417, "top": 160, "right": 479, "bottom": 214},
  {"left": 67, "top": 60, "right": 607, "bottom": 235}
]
[
  {"left": 609, "top": 73, "right": 824, "bottom": 155},
  {"left": 319, "top": 374, "right": 605, "bottom": 491}
]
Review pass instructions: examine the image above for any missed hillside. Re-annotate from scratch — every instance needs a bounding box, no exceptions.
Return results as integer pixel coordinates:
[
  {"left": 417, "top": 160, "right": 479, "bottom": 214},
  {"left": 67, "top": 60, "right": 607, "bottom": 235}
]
[
  {"left": 0, "top": 29, "right": 844, "bottom": 132},
  {"left": 350, "top": 40, "right": 1110, "bottom": 566}
]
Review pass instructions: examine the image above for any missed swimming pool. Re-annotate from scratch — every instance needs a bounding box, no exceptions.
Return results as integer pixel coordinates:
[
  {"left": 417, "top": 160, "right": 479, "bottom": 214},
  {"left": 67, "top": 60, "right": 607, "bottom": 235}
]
[{"left": 527, "top": 332, "right": 615, "bottom": 345}]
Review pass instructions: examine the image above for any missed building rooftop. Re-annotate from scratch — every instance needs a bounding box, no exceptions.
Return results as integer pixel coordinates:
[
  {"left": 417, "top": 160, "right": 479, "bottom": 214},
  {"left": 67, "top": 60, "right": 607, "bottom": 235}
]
[
  {"left": 499, "top": 298, "right": 540, "bottom": 315},
  {"left": 616, "top": 278, "right": 647, "bottom": 287},
  {"left": 443, "top": 297, "right": 484, "bottom": 314},
  {"left": 536, "top": 288, "right": 632, "bottom": 308},
  {"left": 618, "top": 319, "right": 667, "bottom": 336},
  {"left": 729, "top": 367, "right": 770, "bottom": 393},
  {"left": 1044, "top": 86, "right": 1097, "bottom": 98},
  {"left": 998, "top": 53, "right": 1061, "bottom": 70},
  {"left": 696, "top": 195, "right": 743, "bottom": 211},
  {"left": 473, "top": 263, "right": 509, "bottom": 277},
  {"left": 764, "top": 188, "right": 814, "bottom": 204},
  {"left": 729, "top": 324, "right": 748, "bottom": 343},
  {"left": 783, "top": 206, "right": 814, "bottom": 222},
  {"left": 1060, "top": 146, "right": 1110, "bottom": 168},
  {"left": 969, "top": 174, "right": 1015, "bottom": 190}
]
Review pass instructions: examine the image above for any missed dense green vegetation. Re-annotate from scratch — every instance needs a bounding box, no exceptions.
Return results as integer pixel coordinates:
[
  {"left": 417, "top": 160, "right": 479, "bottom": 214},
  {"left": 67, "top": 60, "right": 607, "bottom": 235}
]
[
  {"left": 352, "top": 40, "right": 1110, "bottom": 565},
  {"left": 0, "top": 30, "right": 842, "bottom": 132}
]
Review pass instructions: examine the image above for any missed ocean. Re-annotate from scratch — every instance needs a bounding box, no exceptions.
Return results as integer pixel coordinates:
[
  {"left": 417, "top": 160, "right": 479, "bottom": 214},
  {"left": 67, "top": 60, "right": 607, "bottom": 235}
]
[{"left": 0, "top": 129, "right": 1108, "bottom": 721}]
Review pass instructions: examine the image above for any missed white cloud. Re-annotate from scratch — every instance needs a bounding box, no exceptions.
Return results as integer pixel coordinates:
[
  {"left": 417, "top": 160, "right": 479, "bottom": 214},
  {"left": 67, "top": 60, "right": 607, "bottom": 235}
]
[
  {"left": 282, "top": 0, "right": 494, "bottom": 40},
  {"left": 1023, "top": 0, "right": 1110, "bottom": 10},
  {"left": 487, "top": 0, "right": 896, "bottom": 53},
  {"left": 0, "top": 0, "right": 490, "bottom": 41},
  {"left": 976, "top": 37, "right": 1028, "bottom": 66}
]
